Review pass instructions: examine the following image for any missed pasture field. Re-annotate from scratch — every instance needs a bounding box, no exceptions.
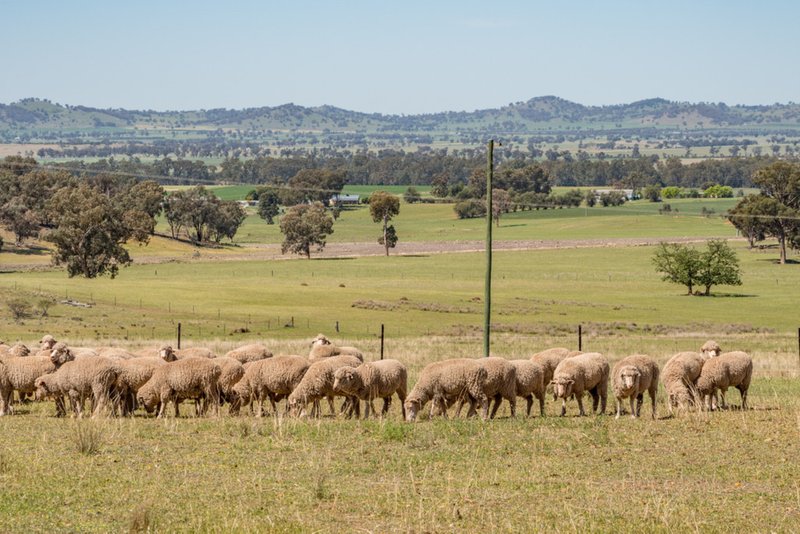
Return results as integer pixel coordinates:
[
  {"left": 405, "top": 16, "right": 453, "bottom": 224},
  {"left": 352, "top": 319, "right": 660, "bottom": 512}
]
[{"left": 0, "top": 334, "right": 798, "bottom": 533}]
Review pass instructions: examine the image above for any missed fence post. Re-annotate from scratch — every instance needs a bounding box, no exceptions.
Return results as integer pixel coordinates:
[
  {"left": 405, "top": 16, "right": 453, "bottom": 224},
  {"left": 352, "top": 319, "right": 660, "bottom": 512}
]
[
  {"left": 177, "top": 322, "right": 182, "bottom": 350},
  {"left": 578, "top": 324, "right": 583, "bottom": 351},
  {"left": 380, "top": 324, "right": 385, "bottom": 360},
  {"left": 335, "top": 320, "right": 339, "bottom": 333},
  {"left": 797, "top": 327, "right": 799, "bottom": 369}
]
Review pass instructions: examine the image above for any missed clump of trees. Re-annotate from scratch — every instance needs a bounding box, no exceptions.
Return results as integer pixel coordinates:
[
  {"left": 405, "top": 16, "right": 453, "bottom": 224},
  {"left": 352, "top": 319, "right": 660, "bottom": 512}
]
[
  {"left": 652, "top": 239, "right": 742, "bottom": 295},
  {"left": 163, "top": 186, "right": 246, "bottom": 244},
  {"left": 279, "top": 202, "right": 334, "bottom": 258},
  {"left": 728, "top": 161, "right": 800, "bottom": 263}
]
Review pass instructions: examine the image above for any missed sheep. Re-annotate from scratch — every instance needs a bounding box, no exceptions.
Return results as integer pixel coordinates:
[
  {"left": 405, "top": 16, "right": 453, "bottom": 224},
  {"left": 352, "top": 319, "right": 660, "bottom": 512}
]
[
  {"left": 0, "top": 344, "right": 76, "bottom": 416},
  {"left": 701, "top": 340, "right": 722, "bottom": 358},
  {"left": 159, "top": 345, "right": 215, "bottom": 361},
  {"left": 287, "top": 355, "right": 362, "bottom": 418},
  {"left": 308, "top": 334, "right": 364, "bottom": 362},
  {"left": 660, "top": 351, "right": 709, "bottom": 412},
  {"left": 611, "top": 355, "right": 660, "bottom": 419},
  {"left": 34, "top": 356, "right": 118, "bottom": 418},
  {"left": 212, "top": 356, "right": 245, "bottom": 407},
  {"left": 96, "top": 347, "right": 138, "bottom": 359},
  {"left": 530, "top": 347, "right": 582, "bottom": 387},
  {"left": 223, "top": 343, "right": 273, "bottom": 364},
  {"left": 508, "top": 359, "right": 546, "bottom": 417},
  {"left": 112, "top": 357, "right": 167, "bottom": 415},
  {"left": 404, "top": 359, "right": 489, "bottom": 422},
  {"left": 0, "top": 342, "right": 30, "bottom": 358},
  {"left": 333, "top": 359, "right": 408, "bottom": 419},
  {"left": 232, "top": 355, "right": 310, "bottom": 416},
  {"left": 40, "top": 335, "right": 57, "bottom": 351},
  {"left": 137, "top": 357, "right": 221, "bottom": 418},
  {"left": 452, "top": 357, "right": 516, "bottom": 418},
  {"left": 551, "top": 352, "right": 610, "bottom": 416},
  {"left": 695, "top": 351, "right": 753, "bottom": 411}
]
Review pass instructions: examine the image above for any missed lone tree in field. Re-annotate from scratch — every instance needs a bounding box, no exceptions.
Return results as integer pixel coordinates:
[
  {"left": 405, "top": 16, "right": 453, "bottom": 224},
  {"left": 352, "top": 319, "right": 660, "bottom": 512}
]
[
  {"left": 491, "top": 188, "right": 511, "bottom": 227},
  {"left": 369, "top": 191, "right": 400, "bottom": 256},
  {"left": 279, "top": 202, "right": 334, "bottom": 259},
  {"left": 256, "top": 187, "right": 280, "bottom": 224},
  {"left": 653, "top": 240, "right": 742, "bottom": 295}
]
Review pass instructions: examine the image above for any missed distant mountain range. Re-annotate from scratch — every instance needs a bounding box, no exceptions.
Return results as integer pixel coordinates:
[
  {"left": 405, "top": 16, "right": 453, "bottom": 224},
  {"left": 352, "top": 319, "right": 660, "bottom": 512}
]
[{"left": 2, "top": 96, "right": 800, "bottom": 135}]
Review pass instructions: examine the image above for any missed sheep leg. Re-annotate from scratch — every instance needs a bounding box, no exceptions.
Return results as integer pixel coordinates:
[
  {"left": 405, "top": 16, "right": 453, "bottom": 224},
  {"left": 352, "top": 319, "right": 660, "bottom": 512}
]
[
  {"left": 739, "top": 386, "right": 748, "bottom": 410},
  {"left": 54, "top": 394, "right": 66, "bottom": 417},
  {"left": 490, "top": 395, "right": 502, "bottom": 419},
  {"left": 636, "top": 394, "right": 644, "bottom": 417},
  {"left": 576, "top": 393, "right": 586, "bottom": 416},
  {"left": 524, "top": 395, "right": 533, "bottom": 417},
  {"left": 629, "top": 396, "right": 637, "bottom": 419},
  {"left": 590, "top": 389, "right": 599, "bottom": 414},
  {"left": 537, "top": 393, "right": 545, "bottom": 417},
  {"left": 327, "top": 395, "right": 336, "bottom": 416},
  {"left": 615, "top": 397, "right": 622, "bottom": 419},
  {"left": 560, "top": 398, "right": 567, "bottom": 417},
  {"left": 719, "top": 388, "right": 728, "bottom": 410},
  {"left": 0, "top": 388, "right": 12, "bottom": 416}
]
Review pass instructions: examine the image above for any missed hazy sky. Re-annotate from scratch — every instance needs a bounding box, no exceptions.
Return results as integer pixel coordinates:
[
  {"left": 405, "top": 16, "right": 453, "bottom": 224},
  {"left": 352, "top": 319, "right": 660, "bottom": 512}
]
[{"left": 1, "top": 0, "right": 798, "bottom": 114}]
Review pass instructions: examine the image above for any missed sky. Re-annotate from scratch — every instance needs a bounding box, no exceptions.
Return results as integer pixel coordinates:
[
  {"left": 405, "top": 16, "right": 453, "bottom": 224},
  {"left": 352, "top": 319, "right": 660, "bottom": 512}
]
[{"left": 1, "top": 0, "right": 798, "bottom": 114}]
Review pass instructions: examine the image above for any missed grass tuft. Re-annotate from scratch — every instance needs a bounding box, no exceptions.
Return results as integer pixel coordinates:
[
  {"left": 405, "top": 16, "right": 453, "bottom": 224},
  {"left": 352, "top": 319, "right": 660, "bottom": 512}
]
[
  {"left": 128, "top": 504, "right": 153, "bottom": 533},
  {"left": 71, "top": 421, "right": 103, "bottom": 455}
]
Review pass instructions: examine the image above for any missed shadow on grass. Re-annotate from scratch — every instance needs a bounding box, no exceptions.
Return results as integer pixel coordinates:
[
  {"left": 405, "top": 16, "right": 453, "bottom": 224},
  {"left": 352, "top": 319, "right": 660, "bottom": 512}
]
[
  {"left": 312, "top": 257, "right": 356, "bottom": 262},
  {"left": 5, "top": 245, "right": 50, "bottom": 257}
]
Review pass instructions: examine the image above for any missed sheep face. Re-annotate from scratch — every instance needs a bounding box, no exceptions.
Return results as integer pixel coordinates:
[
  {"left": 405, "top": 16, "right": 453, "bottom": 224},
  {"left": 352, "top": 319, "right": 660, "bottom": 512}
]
[
  {"left": 287, "top": 396, "right": 307, "bottom": 418},
  {"left": 701, "top": 341, "right": 721, "bottom": 358},
  {"left": 551, "top": 378, "right": 574, "bottom": 399},
  {"left": 332, "top": 367, "right": 358, "bottom": 395},
  {"left": 40, "top": 335, "right": 57, "bottom": 350},
  {"left": 311, "top": 334, "right": 331, "bottom": 347},
  {"left": 618, "top": 366, "right": 641, "bottom": 393},
  {"left": 137, "top": 389, "right": 159, "bottom": 414},
  {"left": 404, "top": 399, "right": 421, "bottom": 422},
  {"left": 34, "top": 378, "right": 50, "bottom": 400},
  {"left": 50, "top": 343, "right": 74, "bottom": 366},
  {"left": 159, "top": 346, "right": 176, "bottom": 362}
]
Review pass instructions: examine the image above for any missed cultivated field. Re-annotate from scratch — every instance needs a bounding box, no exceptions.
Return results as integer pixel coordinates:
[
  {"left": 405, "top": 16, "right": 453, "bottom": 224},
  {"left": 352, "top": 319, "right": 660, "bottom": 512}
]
[{"left": 1, "top": 193, "right": 799, "bottom": 532}]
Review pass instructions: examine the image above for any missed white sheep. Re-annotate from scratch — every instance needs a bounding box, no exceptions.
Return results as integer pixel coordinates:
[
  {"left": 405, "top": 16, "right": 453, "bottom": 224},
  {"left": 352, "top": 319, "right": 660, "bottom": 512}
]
[
  {"left": 695, "top": 351, "right": 753, "bottom": 411},
  {"left": 611, "top": 355, "right": 660, "bottom": 419},
  {"left": 287, "top": 355, "right": 362, "bottom": 418},
  {"left": 508, "top": 359, "right": 546, "bottom": 417},
  {"left": 0, "top": 343, "right": 76, "bottom": 416},
  {"left": 530, "top": 347, "right": 581, "bottom": 387},
  {"left": 660, "top": 351, "right": 708, "bottom": 412},
  {"left": 212, "top": 356, "right": 245, "bottom": 406},
  {"left": 308, "top": 334, "right": 364, "bottom": 362},
  {"left": 232, "top": 355, "right": 310, "bottom": 416},
  {"left": 112, "top": 357, "right": 167, "bottom": 415},
  {"left": 34, "top": 356, "right": 118, "bottom": 418},
  {"left": 452, "top": 357, "right": 516, "bottom": 419},
  {"left": 137, "top": 357, "right": 221, "bottom": 418},
  {"left": 404, "top": 358, "right": 489, "bottom": 422},
  {"left": 551, "top": 352, "right": 610, "bottom": 416},
  {"left": 223, "top": 343, "right": 273, "bottom": 364},
  {"left": 701, "top": 340, "right": 722, "bottom": 358},
  {"left": 159, "top": 345, "right": 216, "bottom": 361},
  {"left": 333, "top": 359, "right": 408, "bottom": 419},
  {"left": 96, "top": 346, "right": 138, "bottom": 359},
  {"left": 0, "top": 342, "right": 30, "bottom": 358}
]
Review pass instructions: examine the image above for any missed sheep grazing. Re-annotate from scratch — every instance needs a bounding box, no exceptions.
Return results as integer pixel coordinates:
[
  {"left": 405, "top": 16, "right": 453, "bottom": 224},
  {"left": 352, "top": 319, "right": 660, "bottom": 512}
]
[
  {"left": 695, "top": 351, "right": 753, "bottom": 411},
  {"left": 287, "top": 355, "right": 362, "bottom": 418},
  {"left": 232, "top": 355, "right": 310, "bottom": 416},
  {"left": 137, "top": 357, "right": 221, "bottom": 418},
  {"left": 611, "top": 355, "right": 660, "bottom": 419},
  {"left": 34, "top": 357, "right": 118, "bottom": 418},
  {"left": 112, "top": 357, "right": 167, "bottom": 415},
  {"left": 0, "top": 345, "right": 76, "bottom": 416},
  {"left": 453, "top": 357, "right": 516, "bottom": 419},
  {"left": 212, "top": 357, "right": 245, "bottom": 406},
  {"left": 404, "top": 358, "right": 489, "bottom": 422},
  {"left": 0, "top": 343, "right": 31, "bottom": 358},
  {"left": 508, "top": 359, "right": 546, "bottom": 417},
  {"left": 551, "top": 352, "right": 610, "bottom": 417},
  {"left": 158, "top": 345, "right": 215, "bottom": 361},
  {"left": 333, "top": 359, "right": 408, "bottom": 419},
  {"left": 223, "top": 343, "right": 273, "bottom": 364},
  {"left": 308, "top": 334, "right": 364, "bottom": 362},
  {"left": 701, "top": 340, "right": 722, "bottom": 358},
  {"left": 530, "top": 347, "right": 581, "bottom": 387},
  {"left": 660, "top": 351, "right": 708, "bottom": 412}
]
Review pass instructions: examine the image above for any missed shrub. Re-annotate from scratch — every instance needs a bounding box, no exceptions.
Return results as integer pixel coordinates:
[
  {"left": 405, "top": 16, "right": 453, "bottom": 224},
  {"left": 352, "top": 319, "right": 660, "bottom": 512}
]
[
  {"left": 599, "top": 191, "right": 627, "bottom": 207},
  {"left": 453, "top": 200, "right": 487, "bottom": 219},
  {"left": 7, "top": 299, "right": 31, "bottom": 322}
]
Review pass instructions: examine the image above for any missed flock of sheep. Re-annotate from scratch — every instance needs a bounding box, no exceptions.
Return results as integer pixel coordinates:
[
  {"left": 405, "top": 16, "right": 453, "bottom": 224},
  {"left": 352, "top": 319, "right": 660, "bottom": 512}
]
[{"left": 0, "top": 334, "right": 753, "bottom": 421}]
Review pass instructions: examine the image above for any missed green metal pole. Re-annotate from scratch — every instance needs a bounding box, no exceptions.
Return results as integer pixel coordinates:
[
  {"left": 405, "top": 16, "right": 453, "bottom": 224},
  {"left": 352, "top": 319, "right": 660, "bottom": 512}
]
[{"left": 484, "top": 140, "right": 494, "bottom": 357}]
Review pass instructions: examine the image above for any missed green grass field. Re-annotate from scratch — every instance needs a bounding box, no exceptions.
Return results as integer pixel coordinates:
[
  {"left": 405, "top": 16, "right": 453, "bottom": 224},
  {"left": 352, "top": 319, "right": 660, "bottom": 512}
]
[{"left": 1, "top": 189, "right": 799, "bottom": 532}]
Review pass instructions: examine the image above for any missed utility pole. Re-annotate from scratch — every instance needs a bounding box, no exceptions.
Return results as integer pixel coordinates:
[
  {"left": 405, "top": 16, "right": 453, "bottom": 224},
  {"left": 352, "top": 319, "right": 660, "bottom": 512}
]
[{"left": 484, "top": 140, "right": 495, "bottom": 358}]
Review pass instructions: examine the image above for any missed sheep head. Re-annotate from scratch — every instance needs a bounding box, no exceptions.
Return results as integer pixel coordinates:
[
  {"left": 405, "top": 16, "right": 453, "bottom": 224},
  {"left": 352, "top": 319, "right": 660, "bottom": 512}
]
[
  {"left": 40, "top": 335, "right": 57, "bottom": 350},
  {"left": 701, "top": 340, "right": 721, "bottom": 358},
  {"left": 136, "top": 383, "right": 159, "bottom": 414},
  {"left": 34, "top": 376, "right": 52, "bottom": 400},
  {"left": 618, "top": 366, "right": 641, "bottom": 393},
  {"left": 404, "top": 398, "right": 421, "bottom": 422},
  {"left": 551, "top": 378, "right": 574, "bottom": 399},
  {"left": 332, "top": 367, "right": 360, "bottom": 395},
  {"left": 9, "top": 343, "right": 30, "bottom": 357},
  {"left": 311, "top": 334, "right": 331, "bottom": 347},
  {"left": 50, "top": 343, "right": 75, "bottom": 366},
  {"left": 159, "top": 346, "right": 177, "bottom": 362}
]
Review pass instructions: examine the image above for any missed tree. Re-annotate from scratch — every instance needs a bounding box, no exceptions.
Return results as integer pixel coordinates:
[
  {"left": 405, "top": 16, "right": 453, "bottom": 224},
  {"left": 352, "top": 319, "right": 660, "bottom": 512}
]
[
  {"left": 584, "top": 190, "right": 597, "bottom": 207},
  {"left": 46, "top": 184, "right": 153, "bottom": 278},
  {"left": 491, "top": 188, "right": 511, "bottom": 227},
  {"left": 369, "top": 191, "right": 400, "bottom": 256},
  {"left": 696, "top": 240, "right": 742, "bottom": 295},
  {"left": 279, "top": 202, "right": 334, "bottom": 258},
  {"left": 728, "top": 195, "right": 767, "bottom": 248},
  {"left": 454, "top": 200, "right": 487, "bottom": 219},
  {"left": 209, "top": 201, "right": 247, "bottom": 243},
  {"left": 653, "top": 241, "right": 742, "bottom": 295},
  {"left": 379, "top": 224, "right": 398, "bottom": 251},
  {"left": 256, "top": 187, "right": 280, "bottom": 224},
  {"left": 652, "top": 242, "right": 703, "bottom": 295},
  {"left": 431, "top": 172, "right": 450, "bottom": 198},
  {"left": 643, "top": 185, "right": 661, "bottom": 202},
  {"left": 403, "top": 187, "right": 421, "bottom": 204},
  {"left": 0, "top": 197, "right": 40, "bottom": 245}
]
